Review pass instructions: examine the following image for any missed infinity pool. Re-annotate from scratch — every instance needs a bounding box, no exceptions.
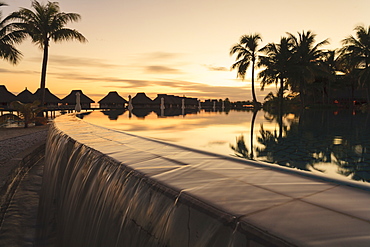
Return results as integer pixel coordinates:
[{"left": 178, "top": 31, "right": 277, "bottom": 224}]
[{"left": 80, "top": 109, "right": 370, "bottom": 184}]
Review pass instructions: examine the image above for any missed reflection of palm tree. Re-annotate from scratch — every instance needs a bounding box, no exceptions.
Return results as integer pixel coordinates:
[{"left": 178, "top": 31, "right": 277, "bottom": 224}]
[
  {"left": 0, "top": 2, "right": 24, "bottom": 64},
  {"left": 230, "top": 135, "right": 251, "bottom": 159},
  {"left": 232, "top": 109, "right": 370, "bottom": 183},
  {"left": 332, "top": 139, "right": 370, "bottom": 183},
  {"left": 230, "top": 110, "right": 259, "bottom": 159},
  {"left": 230, "top": 34, "right": 262, "bottom": 106},
  {"left": 7, "top": 1, "right": 87, "bottom": 106}
]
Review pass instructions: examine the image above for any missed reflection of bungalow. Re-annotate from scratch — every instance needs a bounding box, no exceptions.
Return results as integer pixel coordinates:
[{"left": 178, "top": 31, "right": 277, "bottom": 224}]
[
  {"left": 102, "top": 109, "right": 126, "bottom": 120},
  {"left": 132, "top": 108, "right": 152, "bottom": 118},
  {"left": 98, "top": 91, "right": 127, "bottom": 109},
  {"left": 34, "top": 88, "right": 61, "bottom": 108},
  {"left": 16, "top": 87, "right": 37, "bottom": 103},
  {"left": 0, "top": 85, "right": 16, "bottom": 110},
  {"left": 132, "top": 92, "right": 153, "bottom": 108},
  {"left": 61, "top": 89, "right": 95, "bottom": 109}
]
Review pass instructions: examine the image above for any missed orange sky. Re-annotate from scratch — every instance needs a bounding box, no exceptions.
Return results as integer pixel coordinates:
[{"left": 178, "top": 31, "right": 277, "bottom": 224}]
[{"left": 1, "top": 0, "right": 370, "bottom": 103}]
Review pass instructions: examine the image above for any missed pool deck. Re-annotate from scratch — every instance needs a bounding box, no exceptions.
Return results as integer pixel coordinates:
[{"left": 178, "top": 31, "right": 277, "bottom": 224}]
[{"left": 54, "top": 115, "right": 370, "bottom": 246}]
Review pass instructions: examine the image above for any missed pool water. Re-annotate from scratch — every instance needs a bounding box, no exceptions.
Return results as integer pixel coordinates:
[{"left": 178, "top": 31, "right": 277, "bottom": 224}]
[{"left": 80, "top": 109, "right": 370, "bottom": 184}]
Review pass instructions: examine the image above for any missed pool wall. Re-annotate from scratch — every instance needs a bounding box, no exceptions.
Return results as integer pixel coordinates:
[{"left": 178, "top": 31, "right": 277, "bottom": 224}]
[{"left": 37, "top": 114, "right": 370, "bottom": 246}]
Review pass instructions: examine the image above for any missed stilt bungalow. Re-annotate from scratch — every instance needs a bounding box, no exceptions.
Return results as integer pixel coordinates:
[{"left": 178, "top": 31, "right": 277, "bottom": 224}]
[
  {"left": 152, "top": 94, "right": 179, "bottom": 108},
  {"left": 61, "top": 90, "right": 95, "bottom": 109},
  {"left": 98, "top": 91, "right": 127, "bottom": 109},
  {"left": 152, "top": 94, "right": 199, "bottom": 109},
  {"left": 131, "top": 92, "right": 153, "bottom": 108},
  {"left": 0, "top": 85, "right": 17, "bottom": 111},
  {"left": 16, "top": 87, "right": 37, "bottom": 103},
  {"left": 184, "top": 97, "right": 199, "bottom": 109},
  {"left": 34, "top": 88, "right": 61, "bottom": 108}
]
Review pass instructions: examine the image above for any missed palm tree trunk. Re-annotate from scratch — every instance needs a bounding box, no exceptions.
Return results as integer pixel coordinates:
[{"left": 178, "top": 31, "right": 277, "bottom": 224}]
[
  {"left": 249, "top": 109, "right": 258, "bottom": 159},
  {"left": 251, "top": 60, "right": 258, "bottom": 105},
  {"left": 40, "top": 40, "right": 49, "bottom": 107},
  {"left": 278, "top": 77, "right": 284, "bottom": 138}
]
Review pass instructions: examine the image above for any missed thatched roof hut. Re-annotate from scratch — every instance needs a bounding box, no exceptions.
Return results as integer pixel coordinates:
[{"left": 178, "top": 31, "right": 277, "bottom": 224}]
[
  {"left": 61, "top": 90, "right": 94, "bottom": 109},
  {"left": 152, "top": 94, "right": 181, "bottom": 107},
  {"left": 98, "top": 91, "right": 127, "bottom": 109},
  {"left": 0, "top": 85, "right": 16, "bottom": 109},
  {"left": 16, "top": 88, "right": 37, "bottom": 103},
  {"left": 34, "top": 88, "right": 61, "bottom": 107},
  {"left": 132, "top": 92, "right": 153, "bottom": 108}
]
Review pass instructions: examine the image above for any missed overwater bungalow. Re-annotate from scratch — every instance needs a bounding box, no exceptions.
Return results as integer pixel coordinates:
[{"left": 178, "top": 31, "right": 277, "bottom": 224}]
[
  {"left": 152, "top": 94, "right": 199, "bottom": 109},
  {"left": 34, "top": 88, "right": 61, "bottom": 108},
  {"left": 0, "top": 85, "right": 16, "bottom": 111},
  {"left": 202, "top": 99, "right": 221, "bottom": 109},
  {"left": 61, "top": 89, "right": 95, "bottom": 109},
  {"left": 98, "top": 91, "right": 127, "bottom": 109},
  {"left": 152, "top": 94, "right": 180, "bottom": 108},
  {"left": 131, "top": 92, "right": 153, "bottom": 108},
  {"left": 16, "top": 87, "right": 37, "bottom": 103},
  {"left": 184, "top": 97, "right": 199, "bottom": 108}
]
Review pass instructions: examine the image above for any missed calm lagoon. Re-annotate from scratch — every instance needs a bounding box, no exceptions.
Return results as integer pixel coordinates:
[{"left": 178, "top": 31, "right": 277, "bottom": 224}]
[{"left": 80, "top": 109, "right": 370, "bottom": 184}]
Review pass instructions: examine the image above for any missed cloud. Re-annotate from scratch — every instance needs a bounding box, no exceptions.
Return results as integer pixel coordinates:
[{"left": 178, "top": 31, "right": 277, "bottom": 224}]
[
  {"left": 29, "top": 55, "right": 122, "bottom": 68},
  {"left": 144, "top": 52, "right": 183, "bottom": 60},
  {"left": 0, "top": 68, "right": 39, "bottom": 74},
  {"left": 203, "top": 64, "right": 229, "bottom": 71},
  {"left": 144, "top": 65, "right": 182, "bottom": 74}
]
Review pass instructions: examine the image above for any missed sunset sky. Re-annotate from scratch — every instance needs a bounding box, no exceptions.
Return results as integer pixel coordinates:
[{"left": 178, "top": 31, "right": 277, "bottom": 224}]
[{"left": 1, "top": 0, "right": 370, "bottom": 103}]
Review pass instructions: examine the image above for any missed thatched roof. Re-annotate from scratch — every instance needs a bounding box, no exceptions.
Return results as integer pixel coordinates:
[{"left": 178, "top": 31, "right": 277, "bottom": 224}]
[
  {"left": 152, "top": 94, "right": 181, "bottom": 105},
  {"left": 132, "top": 92, "right": 153, "bottom": 105},
  {"left": 34, "top": 88, "right": 61, "bottom": 103},
  {"left": 16, "top": 88, "right": 38, "bottom": 103},
  {"left": 98, "top": 91, "right": 127, "bottom": 104},
  {"left": 61, "top": 90, "right": 95, "bottom": 104},
  {"left": 0, "top": 85, "right": 16, "bottom": 103}
]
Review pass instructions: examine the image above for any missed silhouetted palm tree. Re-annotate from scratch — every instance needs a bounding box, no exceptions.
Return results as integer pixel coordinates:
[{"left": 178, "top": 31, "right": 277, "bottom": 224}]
[
  {"left": 259, "top": 36, "right": 293, "bottom": 108},
  {"left": 287, "top": 31, "right": 329, "bottom": 107},
  {"left": 230, "top": 34, "right": 262, "bottom": 106},
  {"left": 317, "top": 50, "right": 338, "bottom": 104},
  {"left": 340, "top": 25, "right": 370, "bottom": 102},
  {"left": 6, "top": 0, "right": 87, "bottom": 106},
  {"left": 0, "top": 2, "right": 24, "bottom": 64}
]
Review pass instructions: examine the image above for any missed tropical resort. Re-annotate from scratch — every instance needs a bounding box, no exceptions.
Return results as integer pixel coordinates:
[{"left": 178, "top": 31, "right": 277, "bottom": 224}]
[{"left": 1, "top": 0, "right": 370, "bottom": 246}]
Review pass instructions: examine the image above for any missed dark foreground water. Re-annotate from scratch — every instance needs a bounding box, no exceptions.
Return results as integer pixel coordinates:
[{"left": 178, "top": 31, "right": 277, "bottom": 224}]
[{"left": 80, "top": 109, "right": 370, "bottom": 184}]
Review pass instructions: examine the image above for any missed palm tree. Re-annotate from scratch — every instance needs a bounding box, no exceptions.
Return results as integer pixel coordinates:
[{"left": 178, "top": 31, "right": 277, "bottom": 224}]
[
  {"left": 258, "top": 37, "right": 293, "bottom": 108},
  {"left": 0, "top": 2, "right": 24, "bottom": 64},
  {"left": 10, "top": 100, "right": 45, "bottom": 128},
  {"left": 6, "top": 1, "right": 87, "bottom": 106},
  {"left": 230, "top": 34, "right": 262, "bottom": 106},
  {"left": 287, "top": 31, "right": 329, "bottom": 107},
  {"left": 340, "top": 25, "right": 370, "bottom": 103},
  {"left": 341, "top": 25, "right": 370, "bottom": 68}
]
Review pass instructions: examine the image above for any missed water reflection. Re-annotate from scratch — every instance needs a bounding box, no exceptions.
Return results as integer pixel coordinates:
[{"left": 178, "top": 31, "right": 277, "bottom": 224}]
[
  {"left": 102, "top": 109, "right": 126, "bottom": 120},
  {"left": 231, "top": 110, "right": 370, "bottom": 183},
  {"left": 81, "top": 108, "right": 370, "bottom": 183}
]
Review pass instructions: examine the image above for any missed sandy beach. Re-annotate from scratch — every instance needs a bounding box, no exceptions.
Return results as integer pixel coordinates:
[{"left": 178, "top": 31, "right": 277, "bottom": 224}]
[
  {"left": 0, "top": 124, "right": 49, "bottom": 141},
  {"left": 0, "top": 124, "right": 49, "bottom": 190},
  {"left": 0, "top": 124, "right": 49, "bottom": 246}
]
